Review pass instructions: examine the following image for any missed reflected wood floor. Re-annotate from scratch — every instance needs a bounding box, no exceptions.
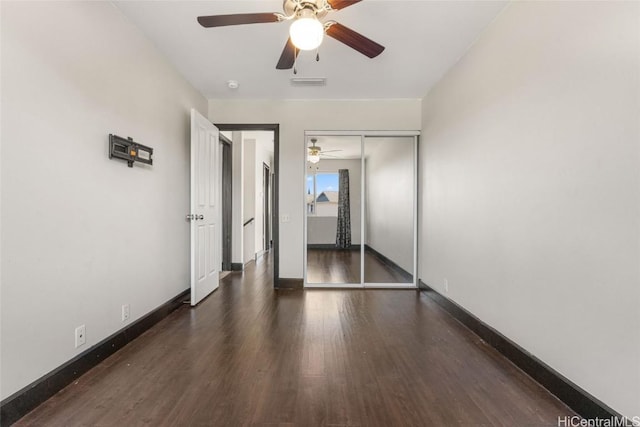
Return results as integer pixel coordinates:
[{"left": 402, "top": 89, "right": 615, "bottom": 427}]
[
  {"left": 16, "top": 254, "right": 574, "bottom": 426},
  {"left": 307, "top": 248, "right": 412, "bottom": 284}
]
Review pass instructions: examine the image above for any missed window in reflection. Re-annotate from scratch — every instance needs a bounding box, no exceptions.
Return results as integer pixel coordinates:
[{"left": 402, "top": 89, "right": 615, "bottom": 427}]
[{"left": 307, "top": 172, "right": 339, "bottom": 216}]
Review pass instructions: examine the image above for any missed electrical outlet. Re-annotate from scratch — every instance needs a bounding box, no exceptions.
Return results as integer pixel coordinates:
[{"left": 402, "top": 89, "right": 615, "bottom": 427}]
[
  {"left": 444, "top": 278, "right": 449, "bottom": 293},
  {"left": 281, "top": 213, "right": 290, "bottom": 223},
  {"left": 122, "top": 304, "right": 130, "bottom": 322},
  {"left": 75, "top": 325, "right": 86, "bottom": 348}
]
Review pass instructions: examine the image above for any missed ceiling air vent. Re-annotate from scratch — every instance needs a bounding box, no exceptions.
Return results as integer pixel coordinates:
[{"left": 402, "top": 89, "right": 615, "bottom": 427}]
[{"left": 290, "top": 78, "right": 327, "bottom": 87}]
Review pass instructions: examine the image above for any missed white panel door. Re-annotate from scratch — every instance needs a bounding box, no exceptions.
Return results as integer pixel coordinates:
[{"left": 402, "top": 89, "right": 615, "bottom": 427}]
[{"left": 190, "top": 109, "right": 221, "bottom": 306}]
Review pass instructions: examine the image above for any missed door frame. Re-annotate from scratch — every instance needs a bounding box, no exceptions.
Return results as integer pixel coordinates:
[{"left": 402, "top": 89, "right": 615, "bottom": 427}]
[
  {"left": 220, "top": 133, "right": 233, "bottom": 271},
  {"left": 263, "top": 162, "right": 271, "bottom": 251},
  {"left": 216, "top": 124, "right": 280, "bottom": 288},
  {"left": 302, "top": 130, "right": 420, "bottom": 289}
]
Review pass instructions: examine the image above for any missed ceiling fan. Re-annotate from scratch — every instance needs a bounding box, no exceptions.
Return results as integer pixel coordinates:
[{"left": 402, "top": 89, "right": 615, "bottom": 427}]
[
  {"left": 308, "top": 138, "right": 342, "bottom": 163},
  {"left": 197, "top": 0, "right": 385, "bottom": 71}
]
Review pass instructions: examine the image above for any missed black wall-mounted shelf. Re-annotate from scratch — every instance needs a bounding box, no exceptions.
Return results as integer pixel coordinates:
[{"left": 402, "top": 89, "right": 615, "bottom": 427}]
[{"left": 109, "top": 134, "right": 153, "bottom": 168}]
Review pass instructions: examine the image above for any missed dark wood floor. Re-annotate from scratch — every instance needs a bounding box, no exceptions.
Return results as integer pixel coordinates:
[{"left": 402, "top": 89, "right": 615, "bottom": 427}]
[
  {"left": 307, "top": 248, "right": 412, "bottom": 284},
  {"left": 16, "top": 254, "right": 574, "bottom": 426}
]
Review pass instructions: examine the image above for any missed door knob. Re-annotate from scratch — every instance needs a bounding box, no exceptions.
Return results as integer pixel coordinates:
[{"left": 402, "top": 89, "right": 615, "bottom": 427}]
[
  {"left": 197, "top": 214, "right": 204, "bottom": 220},
  {"left": 186, "top": 214, "right": 194, "bottom": 221}
]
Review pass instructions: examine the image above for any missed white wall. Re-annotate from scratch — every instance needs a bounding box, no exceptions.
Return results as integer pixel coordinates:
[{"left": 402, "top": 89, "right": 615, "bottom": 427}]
[
  {"left": 420, "top": 1, "right": 639, "bottom": 417},
  {"left": 251, "top": 132, "right": 274, "bottom": 255},
  {"left": 230, "top": 131, "right": 244, "bottom": 264},
  {"left": 208, "top": 100, "right": 421, "bottom": 278},
  {"left": 242, "top": 138, "right": 256, "bottom": 264},
  {"left": 0, "top": 1, "right": 207, "bottom": 400},
  {"left": 307, "top": 159, "right": 362, "bottom": 246},
  {"left": 365, "top": 138, "right": 414, "bottom": 273}
]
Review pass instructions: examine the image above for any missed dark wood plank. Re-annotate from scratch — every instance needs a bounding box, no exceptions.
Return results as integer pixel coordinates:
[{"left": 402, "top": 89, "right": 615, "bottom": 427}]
[
  {"left": 307, "top": 248, "right": 362, "bottom": 284},
  {"left": 306, "top": 248, "right": 412, "bottom": 284},
  {"left": 14, "top": 253, "right": 575, "bottom": 426}
]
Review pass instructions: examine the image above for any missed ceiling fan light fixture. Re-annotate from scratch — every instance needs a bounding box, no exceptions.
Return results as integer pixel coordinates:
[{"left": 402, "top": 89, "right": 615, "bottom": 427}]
[
  {"left": 308, "top": 139, "right": 322, "bottom": 163},
  {"left": 289, "top": 16, "right": 324, "bottom": 51},
  {"left": 308, "top": 153, "right": 321, "bottom": 164},
  {"left": 197, "top": 0, "right": 384, "bottom": 71}
]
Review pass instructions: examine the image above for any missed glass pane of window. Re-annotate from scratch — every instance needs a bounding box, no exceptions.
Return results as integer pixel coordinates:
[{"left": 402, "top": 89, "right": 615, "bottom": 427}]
[
  {"left": 314, "top": 173, "right": 339, "bottom": 217},
  {"left": 306, "top": 175, "right": 315, "bottom": 214}
]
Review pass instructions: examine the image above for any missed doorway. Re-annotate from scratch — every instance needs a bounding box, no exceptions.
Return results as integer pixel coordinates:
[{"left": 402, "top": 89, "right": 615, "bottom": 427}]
[{"left": 216, "top": 124, "right": 280, "bottom": 288}]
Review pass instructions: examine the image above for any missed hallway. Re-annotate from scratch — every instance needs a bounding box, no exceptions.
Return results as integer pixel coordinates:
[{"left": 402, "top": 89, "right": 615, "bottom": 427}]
[{"left": 16, "top": 255, "right": 574, "bottom": 426}]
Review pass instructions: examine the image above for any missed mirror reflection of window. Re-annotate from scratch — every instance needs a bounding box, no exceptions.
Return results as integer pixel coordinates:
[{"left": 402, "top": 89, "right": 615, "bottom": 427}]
[{"left": 307, "top": 172, "right": 339, "bottom": 216}]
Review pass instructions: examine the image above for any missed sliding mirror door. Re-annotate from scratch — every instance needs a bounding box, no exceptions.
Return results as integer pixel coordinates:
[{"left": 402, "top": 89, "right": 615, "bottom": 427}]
[
  {"left": 306, "top": 136, "right": 362, "bottom": 285},
  {"left": 363, "top": 136, "right": 416, "bottom": 285}
]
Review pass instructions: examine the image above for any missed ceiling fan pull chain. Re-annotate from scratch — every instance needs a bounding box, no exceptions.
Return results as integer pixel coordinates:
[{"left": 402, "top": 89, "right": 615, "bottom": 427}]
[{"left": 316, "top": 48, "right": 320, "bottom": 62}]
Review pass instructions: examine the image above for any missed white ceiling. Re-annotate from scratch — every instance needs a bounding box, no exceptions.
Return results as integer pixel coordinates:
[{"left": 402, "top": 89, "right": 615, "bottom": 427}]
[
  {"left": 114, "top": 1, "right": 506, "bottom": 100},
  {"left": 307, "top": 135, "right": 416, "bottom": 160}
]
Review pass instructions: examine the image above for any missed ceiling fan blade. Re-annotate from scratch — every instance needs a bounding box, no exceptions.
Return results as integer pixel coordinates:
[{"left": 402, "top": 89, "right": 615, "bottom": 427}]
[
  {"left": 276, "top": 38, "right": 299, "bottom": 70},
  {"left": 326, "top": 22, "right": 385, "bottom": 58},
  {"left": 327, "top": 0, "right": 362, "bottom": 10},
  {"left": 320, "top": 150, "right": 343, "bottom": 153},
  {"left": 197, "top": 13, "right": 279, "bottom": 28}
]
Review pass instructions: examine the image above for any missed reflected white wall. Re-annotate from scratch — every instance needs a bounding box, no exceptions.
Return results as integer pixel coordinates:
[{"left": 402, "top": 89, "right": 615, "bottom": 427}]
[{"left": 364, "top": 137, "right": 415, "bottom": 273}]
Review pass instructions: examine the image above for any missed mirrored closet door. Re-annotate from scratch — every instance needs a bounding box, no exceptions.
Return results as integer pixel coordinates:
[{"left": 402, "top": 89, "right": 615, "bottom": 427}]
[
  {"left": 305, "top": 136, "right": 362, "bottom": 285},
  {"left": 304, "top": 132, "right": 417, "bottom": 288},
  {"left": 363, "top": 136, "right": 415, "bottom": 285}
]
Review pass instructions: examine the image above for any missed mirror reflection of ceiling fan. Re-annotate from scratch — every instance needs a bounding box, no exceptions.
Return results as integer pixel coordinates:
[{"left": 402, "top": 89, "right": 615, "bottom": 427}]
[
  {"left": 308, "top": 138, "right": 342, "bottom": 163},
  {"left": 197, "top": 0, "right": 385, "bottom": 72}
]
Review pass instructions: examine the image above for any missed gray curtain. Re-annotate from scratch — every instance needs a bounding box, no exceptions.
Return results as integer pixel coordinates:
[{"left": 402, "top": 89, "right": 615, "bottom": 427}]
[{"left": 336, "top": 169, "right": 351, "bottom": 249}]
